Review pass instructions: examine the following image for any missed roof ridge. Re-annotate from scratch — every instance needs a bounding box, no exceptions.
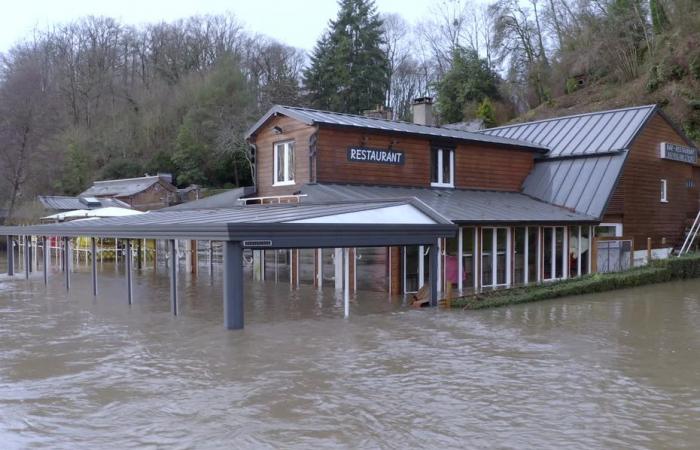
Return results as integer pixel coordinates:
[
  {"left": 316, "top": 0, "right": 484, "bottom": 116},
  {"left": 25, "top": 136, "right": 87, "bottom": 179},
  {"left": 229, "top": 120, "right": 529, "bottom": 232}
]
[
  {"left": 275, "top": 105, "right": 547, "bottom": 145},
  {"left": 482, "top": 104, "right": 658, "bottom": 132},
  {"left": 93, "top": 175, "right": 161, "bottom": 184}
]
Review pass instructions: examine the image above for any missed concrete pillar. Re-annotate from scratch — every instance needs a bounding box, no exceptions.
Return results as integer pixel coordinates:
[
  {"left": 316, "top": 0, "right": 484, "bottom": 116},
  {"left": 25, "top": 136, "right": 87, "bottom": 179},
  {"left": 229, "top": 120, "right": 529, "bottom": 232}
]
[
  {"left": 430, "top": 240, "right": 439, "bottom": 307},
  {"left": 169, "top": 239, "right": 178, "bottom": 315},
  {"left": 125, "top": 239, "right": 133, "bottom": 305},
  {"left": 6, "top": 236, "right": 14, "bottom": 276},
  {"left": 223, "top": 241, "right": 244, "bottom": 330},
  {"left": 91, "top": 238, "right": 97, "bottom": 296}
]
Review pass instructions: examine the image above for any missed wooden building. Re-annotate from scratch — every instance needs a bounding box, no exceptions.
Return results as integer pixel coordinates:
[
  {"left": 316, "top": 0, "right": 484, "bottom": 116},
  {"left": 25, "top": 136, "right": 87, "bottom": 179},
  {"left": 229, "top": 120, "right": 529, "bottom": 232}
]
[
  {"left": 245, "top": 102, "right": 700, "bottom": 296},
  {"left": 80, "top": 175, "right": 179, "bottom": 211}
]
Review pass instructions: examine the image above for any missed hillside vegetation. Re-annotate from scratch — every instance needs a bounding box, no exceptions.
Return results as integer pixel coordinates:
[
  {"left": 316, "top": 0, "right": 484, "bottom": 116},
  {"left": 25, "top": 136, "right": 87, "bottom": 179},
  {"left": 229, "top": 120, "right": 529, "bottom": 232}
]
[{"left": 1, "top": 0, "right": 698, "bottom": 224}]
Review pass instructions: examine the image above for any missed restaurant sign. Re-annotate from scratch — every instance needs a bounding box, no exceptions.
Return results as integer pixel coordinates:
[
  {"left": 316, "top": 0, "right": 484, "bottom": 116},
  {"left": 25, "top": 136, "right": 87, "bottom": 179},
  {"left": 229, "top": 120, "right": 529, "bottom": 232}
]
[
  {"left": 660, "top": 142, "right": 698, "bottom": 164},
  {"left": 347, "top": 147, "right": 405, "bottom": 165}
]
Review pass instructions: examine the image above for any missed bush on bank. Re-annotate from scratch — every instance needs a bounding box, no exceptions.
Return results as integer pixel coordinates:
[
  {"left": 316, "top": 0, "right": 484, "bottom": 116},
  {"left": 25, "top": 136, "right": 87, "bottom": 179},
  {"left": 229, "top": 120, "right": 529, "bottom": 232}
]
[{"left": 450, "top": 253, "right": 700, "bottom": 310}]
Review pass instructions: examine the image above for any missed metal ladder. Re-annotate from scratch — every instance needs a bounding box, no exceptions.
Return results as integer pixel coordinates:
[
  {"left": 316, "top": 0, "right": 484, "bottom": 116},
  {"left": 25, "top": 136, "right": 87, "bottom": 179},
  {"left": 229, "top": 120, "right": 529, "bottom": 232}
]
[{"left": 678, "top": 210, "right": 700, "bottom": 256}]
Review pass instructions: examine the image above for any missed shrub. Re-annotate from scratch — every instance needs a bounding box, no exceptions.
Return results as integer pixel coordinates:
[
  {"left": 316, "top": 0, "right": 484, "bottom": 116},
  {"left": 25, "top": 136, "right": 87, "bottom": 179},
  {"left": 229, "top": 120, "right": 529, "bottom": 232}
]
[{"left": 451, "top": 254, "right": 700, "bottom": 310}]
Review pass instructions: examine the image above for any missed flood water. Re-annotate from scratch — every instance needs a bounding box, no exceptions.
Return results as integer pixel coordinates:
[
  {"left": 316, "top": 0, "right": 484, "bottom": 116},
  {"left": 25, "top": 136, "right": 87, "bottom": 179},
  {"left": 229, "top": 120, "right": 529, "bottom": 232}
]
[{"left": 1, "top": 253, "right": 700, "bottom": 449}]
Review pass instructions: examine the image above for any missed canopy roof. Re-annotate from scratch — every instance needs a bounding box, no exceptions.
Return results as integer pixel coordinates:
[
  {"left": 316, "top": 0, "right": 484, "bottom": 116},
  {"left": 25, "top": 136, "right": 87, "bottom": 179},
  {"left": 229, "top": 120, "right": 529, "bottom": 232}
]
[
  {"left": 1, "top": 199, "right": 456, "bottom": 249},
  {"left": 42, "top": 207, "right": 145, "bottom": 221}
]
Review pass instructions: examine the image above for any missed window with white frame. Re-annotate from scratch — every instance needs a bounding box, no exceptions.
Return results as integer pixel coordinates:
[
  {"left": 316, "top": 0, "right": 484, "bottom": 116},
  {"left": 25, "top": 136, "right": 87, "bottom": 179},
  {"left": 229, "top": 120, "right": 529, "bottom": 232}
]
[
  {"left": 273, "top": 141, "right": 295, "bottom": 186},
  {"left": 431, "top": 147, "right": 454, "bottom": 187},
  {"left": 660, "top": 179, "right": 668, "bottom": 203}
]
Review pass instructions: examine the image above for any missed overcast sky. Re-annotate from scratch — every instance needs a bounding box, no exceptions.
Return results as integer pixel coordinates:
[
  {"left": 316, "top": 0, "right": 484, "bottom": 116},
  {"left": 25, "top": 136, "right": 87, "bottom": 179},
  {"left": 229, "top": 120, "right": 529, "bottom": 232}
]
[{"left": 0, "top": 0, "right": 440, "bottom": 53}]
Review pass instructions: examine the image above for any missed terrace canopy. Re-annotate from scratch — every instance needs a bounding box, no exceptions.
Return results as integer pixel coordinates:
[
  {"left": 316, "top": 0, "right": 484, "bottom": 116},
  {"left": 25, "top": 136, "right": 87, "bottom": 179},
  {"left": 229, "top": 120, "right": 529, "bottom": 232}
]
[{"left": 0, "top": 199, "right": 456, "bottom": 330}]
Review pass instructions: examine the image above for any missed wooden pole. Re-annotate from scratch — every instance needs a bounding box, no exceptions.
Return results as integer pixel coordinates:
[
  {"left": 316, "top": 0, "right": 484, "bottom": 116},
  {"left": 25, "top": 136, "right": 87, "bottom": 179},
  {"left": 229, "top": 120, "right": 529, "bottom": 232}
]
[{"left": 647, "top": 237, "right": 652, "bottom": 265}]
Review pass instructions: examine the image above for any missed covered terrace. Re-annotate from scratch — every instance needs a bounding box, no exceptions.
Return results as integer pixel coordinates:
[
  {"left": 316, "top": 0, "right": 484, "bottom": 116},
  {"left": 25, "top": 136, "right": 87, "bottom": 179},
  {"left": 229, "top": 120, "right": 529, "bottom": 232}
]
[{"left": 0, "top": 199, "right": 456, "bottom": 329}]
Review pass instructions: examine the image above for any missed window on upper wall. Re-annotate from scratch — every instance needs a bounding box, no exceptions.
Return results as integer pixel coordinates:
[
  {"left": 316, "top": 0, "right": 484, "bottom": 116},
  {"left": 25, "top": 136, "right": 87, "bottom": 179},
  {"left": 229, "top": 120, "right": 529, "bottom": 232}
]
[
  {"left": 431, "top": 147, "right": 454, "bottom": 187},
  {"left": 660, "top": 179, "right": 668, "bottom": 203},
  {"left": 273, "top": 141, "right": 295, "bottom": 186}
]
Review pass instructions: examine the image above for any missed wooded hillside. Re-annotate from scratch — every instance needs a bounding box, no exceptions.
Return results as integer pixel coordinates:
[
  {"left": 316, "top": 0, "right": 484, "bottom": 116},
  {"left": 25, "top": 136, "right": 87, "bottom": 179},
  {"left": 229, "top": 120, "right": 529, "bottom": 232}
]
[{"left": 1, "top": 0, "right": 698, "bottom": 223}]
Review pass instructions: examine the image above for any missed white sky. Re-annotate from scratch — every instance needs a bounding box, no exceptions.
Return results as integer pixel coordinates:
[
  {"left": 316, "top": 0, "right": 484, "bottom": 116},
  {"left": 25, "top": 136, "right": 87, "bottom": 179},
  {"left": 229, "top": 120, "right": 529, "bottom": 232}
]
[{"left": 0, "top": 0, "right": 440, "bottom": 53}]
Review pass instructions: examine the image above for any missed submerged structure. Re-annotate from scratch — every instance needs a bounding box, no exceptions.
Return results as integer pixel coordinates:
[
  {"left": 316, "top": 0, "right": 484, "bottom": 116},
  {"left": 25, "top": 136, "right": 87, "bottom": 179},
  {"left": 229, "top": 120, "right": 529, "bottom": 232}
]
[{"left": 1, "top": 101, "right": 699, "bottom": 329}]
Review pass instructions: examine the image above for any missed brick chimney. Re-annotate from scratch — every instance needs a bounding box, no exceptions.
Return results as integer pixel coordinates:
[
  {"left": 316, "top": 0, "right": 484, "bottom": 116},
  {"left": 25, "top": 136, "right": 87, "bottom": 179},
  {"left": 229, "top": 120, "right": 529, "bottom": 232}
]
[{"left": 411, "top": 97, "right": 434, "bottom": 126}]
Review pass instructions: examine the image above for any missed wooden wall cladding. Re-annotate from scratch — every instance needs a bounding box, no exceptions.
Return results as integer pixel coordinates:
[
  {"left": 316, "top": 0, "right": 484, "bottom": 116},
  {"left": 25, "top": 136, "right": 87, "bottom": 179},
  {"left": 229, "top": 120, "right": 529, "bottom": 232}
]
[
  {"left": 251, "top": 115, "right": 315, "bottom": 197},
  {"left": 611, "top": 113, "right": 700, "bottom": 249},
  {"left": 315, "top": 126, "right": 534, "bottom": 191}
]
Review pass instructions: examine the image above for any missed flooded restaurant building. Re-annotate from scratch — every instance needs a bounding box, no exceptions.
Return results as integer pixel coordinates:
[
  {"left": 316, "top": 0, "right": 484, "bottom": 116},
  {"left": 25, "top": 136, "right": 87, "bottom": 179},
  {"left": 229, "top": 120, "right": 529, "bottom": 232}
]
[
  {"left": 246, "top": 101, "right": 700, "bottom": 295},
  {"left": 1, "top": 101, "right": 699, "bottom": 329}
]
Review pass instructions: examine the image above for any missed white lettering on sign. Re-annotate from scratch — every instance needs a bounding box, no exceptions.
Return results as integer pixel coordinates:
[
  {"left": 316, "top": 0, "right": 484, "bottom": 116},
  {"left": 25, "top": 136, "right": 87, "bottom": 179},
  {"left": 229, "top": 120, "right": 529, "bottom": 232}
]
[
  {"left": 346, "top": 147, "right": 405, "bottom": 165},
  {"left": 660, "top": 142, "right": 698, "bottom": 164}
]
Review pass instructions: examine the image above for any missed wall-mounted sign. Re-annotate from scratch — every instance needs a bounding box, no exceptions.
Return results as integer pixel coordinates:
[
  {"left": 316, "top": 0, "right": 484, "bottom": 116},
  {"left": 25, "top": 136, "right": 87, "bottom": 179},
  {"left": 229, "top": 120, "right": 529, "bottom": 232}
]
[
  {"left": 347, "top": 147, "right": 405, "bottom": 165},
  {"left": 660, "top": 142, "right": 698, "bottom": 164}
]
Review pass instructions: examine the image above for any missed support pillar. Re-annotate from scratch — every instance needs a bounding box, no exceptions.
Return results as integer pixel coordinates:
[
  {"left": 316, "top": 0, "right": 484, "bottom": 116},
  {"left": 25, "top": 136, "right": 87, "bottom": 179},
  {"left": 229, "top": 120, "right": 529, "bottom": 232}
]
[
  {"left": 91, "top": 237, "right": 97, "bottom": 296},
  {"left": 64, "top": 237, "right": 71, "bottom": 291},
  {"left": 169, "top": 239, "right": 178, "bottom": 315},
  {"left": 125, "top": 239, "right": 133, "bottom": 305},
  {"left": 343, "top": 248, "right": 350, "bottom": 318},
  {"left": 334, "top": 248, "right": 343, "bottom": 290},
  {"left": 43, "top": 237, "right": 48, "bottom": 286},
  {"left": 223, "top": 241, "right": 244, "bottom": 330},
  {"left": 24, "top": 236, "right": 30, "bottom": 279},
  {"left": 430, "top": 239, "right": 439, "bottom": 307},
  {"left": 6, "top": 236, "right": 14, "bottom": 276}
]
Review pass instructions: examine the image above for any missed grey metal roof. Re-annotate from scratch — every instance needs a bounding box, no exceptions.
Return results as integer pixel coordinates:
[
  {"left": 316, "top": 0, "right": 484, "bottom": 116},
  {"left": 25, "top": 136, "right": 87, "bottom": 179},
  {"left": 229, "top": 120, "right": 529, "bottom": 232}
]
[
  {"left": 80, "top": 176, "right": 172, "bottom": 198},
  {"left": 0, "top": 199, "right": 456, "bottom": 247},
  {"left": 164, "top": 187, "right": 256, "bottom": 211},
  {"left": 38, "top": 196, "right": 131, "bottom": 211},
  {"left": 522, "top": 151, "right": 628, "bottom": 218},
  {"left": 246, "top": 105, "right": 548, "bottom": 152},
  {"left": 481, "top": 105, "right": 657, "bottom": 158},
  {"left": 300, "top": 184, "right": 596, "bottom": 223}
]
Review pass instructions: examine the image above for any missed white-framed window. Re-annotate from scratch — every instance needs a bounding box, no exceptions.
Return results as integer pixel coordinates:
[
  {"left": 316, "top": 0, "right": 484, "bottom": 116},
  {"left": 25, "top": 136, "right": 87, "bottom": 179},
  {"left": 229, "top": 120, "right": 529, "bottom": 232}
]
[
  {"left": 430, "top": 147, "right": 454, "bottom": 187},
  {"left": 660, "top": 179, "right": 668, "bottom": 203},
  {"left": 273, "top": 141, "right": 295, "bottom": 186}
]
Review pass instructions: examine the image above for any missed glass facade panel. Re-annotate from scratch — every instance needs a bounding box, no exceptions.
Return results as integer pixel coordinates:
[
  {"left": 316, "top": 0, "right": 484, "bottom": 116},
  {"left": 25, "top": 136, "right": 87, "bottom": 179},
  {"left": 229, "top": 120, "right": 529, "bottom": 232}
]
[
  {"left": 462, "top": 227, "right": 475, "bottom": 290},
  {"left": 543, "top": 227, "right": 553, "bottom": 280},
  {"left": 496, "top": 228, "right": 508, "bottom": 285},
  {"left": 514, "top": 227, "right": 526, "bottom": 285},
  {"left": 527, "top": 227, "right": 539, "bottom": 283},
  {"left": 555, "top": 227, "right": 564, "bottom": 279},
  {"left": 481, "top": 228, "right": 493, "bottom": 287}
]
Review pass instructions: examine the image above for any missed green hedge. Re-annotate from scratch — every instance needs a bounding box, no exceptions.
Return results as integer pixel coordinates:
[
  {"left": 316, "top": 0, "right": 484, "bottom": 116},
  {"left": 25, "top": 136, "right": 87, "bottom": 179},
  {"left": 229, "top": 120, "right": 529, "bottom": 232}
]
[{"left": 450, "top": 253, "right": 700, "bottom": 310}]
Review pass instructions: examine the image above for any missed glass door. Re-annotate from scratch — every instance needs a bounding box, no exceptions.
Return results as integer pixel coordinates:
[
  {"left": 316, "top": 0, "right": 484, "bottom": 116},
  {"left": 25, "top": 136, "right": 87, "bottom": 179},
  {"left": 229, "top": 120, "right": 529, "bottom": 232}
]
[
  {"left": 543, "top": 226, "right": 567, "bottom": 281},
  {"left": 481, "top": 227, "right": 511, "bottom": 289}
]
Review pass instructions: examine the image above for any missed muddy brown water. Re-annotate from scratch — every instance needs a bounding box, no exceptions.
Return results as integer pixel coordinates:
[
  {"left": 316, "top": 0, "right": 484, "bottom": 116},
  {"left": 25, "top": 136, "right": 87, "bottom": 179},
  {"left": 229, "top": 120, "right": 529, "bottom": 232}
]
[{"left": 1, "top": 254, "right": 699, "bottom": 449}]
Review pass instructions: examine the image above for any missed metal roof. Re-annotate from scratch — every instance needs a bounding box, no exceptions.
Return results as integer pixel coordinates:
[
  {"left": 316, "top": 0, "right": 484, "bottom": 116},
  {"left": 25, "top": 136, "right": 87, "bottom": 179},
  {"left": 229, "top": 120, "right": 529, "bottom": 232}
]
[
  {"left": 481, "top": 105, "right": 657, "bottom": 158},
  {"left": 38, "top": 196, "right": 131, "bottom": 211},
  {"left": 0, "top": 199, "right": 456, "bottom": 248},
  {"left": 300, "top": 184, "right": 596, "bottom": 223},
  {"left": 521, "top": 151, "right": 628, "bottom": 219},
  {"left": 80, "top": 176, "right": 172, "bottom": 198},
  {"left": 164, "top": 187, "right": 256, "bottom": 211},
  {"left": 246, "top": 105, "right": 548, "bottom": 152}
]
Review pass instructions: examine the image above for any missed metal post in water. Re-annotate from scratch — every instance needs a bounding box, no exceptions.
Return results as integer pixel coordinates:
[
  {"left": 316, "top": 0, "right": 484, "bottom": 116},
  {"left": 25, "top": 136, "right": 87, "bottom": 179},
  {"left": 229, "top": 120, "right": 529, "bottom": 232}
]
[
  {"left": 343, "top": 248, "right": 350, "bottom": 318},
  {"left": 7, "top": 236, "right": 14, "bottom": 276},
  {"left": 91, "top": 237, "right": 98, "bottom": 296},
  {"left": 223, "top": 241, "right": 244, "bottom": 330},
  {"left": 430, "top": 239, "right": 439, "bottom": 307},
  {"left": 125, "top": 239, "right": 133, "bottom": 305},
  {"left": 24, "top": 236, "right": 30, "bottom": 280},
  {"left": 169, "top": 239, "right": 178, "bottom": 315},
  {"left": 42, "top": 237, "right": 48, "bottom": 286},
  {"left": 208, "top": 240, "right": 214, "bottom": 275},
  {"left": 64, "top": 237, "right": 71, "bottom": 291}
]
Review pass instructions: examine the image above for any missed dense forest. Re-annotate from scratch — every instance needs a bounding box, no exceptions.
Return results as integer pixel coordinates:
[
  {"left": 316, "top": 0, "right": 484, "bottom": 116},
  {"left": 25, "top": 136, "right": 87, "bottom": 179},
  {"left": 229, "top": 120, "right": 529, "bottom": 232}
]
[{"left": 1, "top": 0, "right": 699, "bottom": 222}]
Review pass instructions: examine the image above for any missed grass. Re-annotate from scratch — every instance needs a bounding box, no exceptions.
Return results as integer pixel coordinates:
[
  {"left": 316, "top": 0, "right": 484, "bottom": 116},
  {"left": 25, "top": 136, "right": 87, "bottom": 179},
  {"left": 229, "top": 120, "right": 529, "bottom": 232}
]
[{"left": 449, "top": 253, "right": 700, "bottom": 310}]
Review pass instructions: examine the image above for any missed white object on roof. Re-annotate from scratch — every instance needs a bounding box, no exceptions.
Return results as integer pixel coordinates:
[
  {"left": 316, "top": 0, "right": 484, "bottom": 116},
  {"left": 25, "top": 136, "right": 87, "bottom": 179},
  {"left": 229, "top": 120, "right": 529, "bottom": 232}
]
[{"left": 43, "top": 207, "right": 145, "bottom": 221}]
